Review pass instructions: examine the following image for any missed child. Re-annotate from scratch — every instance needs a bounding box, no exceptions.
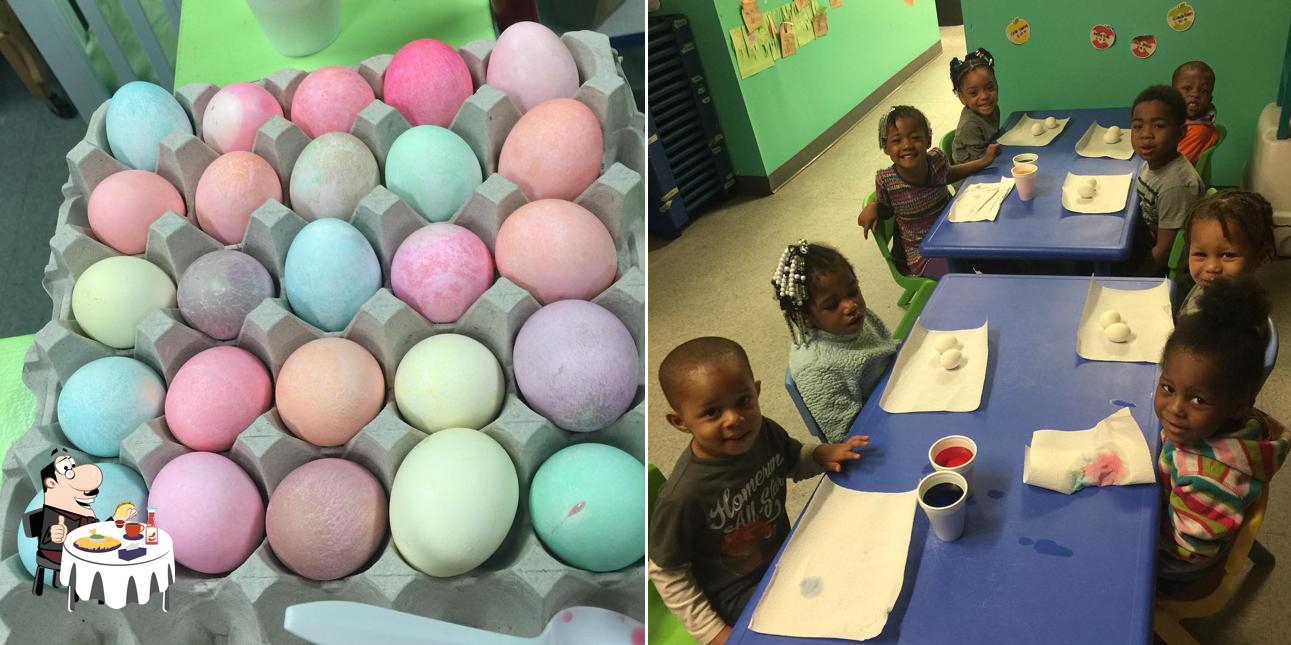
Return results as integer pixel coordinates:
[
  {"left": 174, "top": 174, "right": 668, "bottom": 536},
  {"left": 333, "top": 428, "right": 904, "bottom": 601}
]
[
  {"left": 1179, "top": 190, "right": 1276, "bottom": 316},
  {"left": 650, "top": 337, "right": 866, "bottom": 645},
  {"left": 949, "top": 48, "right": 1001, "bottom": 164},
  {"left": 771, "top": 241, "right": 898, "bottom": 443},
  {"left": 1156, "top": 276, "right": 1289, "bottom": 591},
  {"left": 1172, "top": 61, "right": 1218, "bottom": 165},
  {"left": 857, "top": 105, "right": 1000, "bottom": 279},
  {"left": 1129, "top": 85, "right": 1203, "bottom": 277}
]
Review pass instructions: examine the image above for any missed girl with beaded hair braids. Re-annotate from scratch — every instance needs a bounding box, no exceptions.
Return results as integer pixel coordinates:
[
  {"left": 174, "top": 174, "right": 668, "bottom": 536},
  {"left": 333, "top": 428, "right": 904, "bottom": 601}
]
[{"left": 771, "top": 241, "right": 898, "bottom": 442}]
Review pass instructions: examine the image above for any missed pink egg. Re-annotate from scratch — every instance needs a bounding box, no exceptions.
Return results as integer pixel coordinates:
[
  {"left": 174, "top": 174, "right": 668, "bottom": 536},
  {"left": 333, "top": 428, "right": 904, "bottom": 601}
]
[
  {"left": 486, "top": 21, "right": 579, "bottom": 113},
  {"left": 165, "top": 346, "right": 272, "bottom": 452},
  {"left": 201, "top": 83, "right": 285, "bottom": 153},
  {"left": 87, "top": 170, "right": 185, "bottom": 255},
  {"left": 496, "top": 200, "right": 615, "bottom": 304},
  {"left": 266, "top": 459, "right": 387, "bottom": 581},
  {"left": 290, "top": 66, "right": 376, "bottom": 138},
  {"left": 383, "top": 39, "right": 474, "bottom": 127},
  {"left": 276, "top": 338, "right": 384, "bottom": 447},
  {"left": 391, "top": 223, "right": 494, "bottom": 323},
  {"left": 194, "top": 151, "right": 282, "bottom": 245},
  {"left": 148, "top": 452, "right": 264, "bottom": 574},
  {"left": 498, "top": 98, "right": 602, "bottom": 201}
]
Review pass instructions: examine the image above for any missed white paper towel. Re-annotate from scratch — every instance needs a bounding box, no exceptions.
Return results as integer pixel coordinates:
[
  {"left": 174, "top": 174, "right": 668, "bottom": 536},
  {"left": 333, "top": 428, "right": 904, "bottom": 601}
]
[
  {"left": 880, "top": 322, "right": 989, "bottom": 413},
  {"left": 950, "top": 178, "right": 1015, "bottom": 222},
  {"left": 1023, "top": 408, "right": 1156, "bottom": 494},
  {"left": 996, "top": 114, "right": 1070, "bottom": 146},
  {"left": 1075, "top": 277, "right": 1174, "bottom": 363},
  {"left": 1074, "top": 122, "right": 1135, "bottom": 160},
  {"left": 1060, "top": 172, "right": 1133, "bottom": 214}
]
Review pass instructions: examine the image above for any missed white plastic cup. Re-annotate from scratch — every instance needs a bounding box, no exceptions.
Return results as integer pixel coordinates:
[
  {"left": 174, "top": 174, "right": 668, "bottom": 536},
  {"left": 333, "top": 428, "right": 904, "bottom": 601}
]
[
  {"left": 917, "top": 471, "right": 969, "bottom": 541},
  {"left": 1011, "top": 163, "right": 1038, "bottom": 201},
  {"left": 1011, "top": 153, "right": 1038, "bottom": 166},
  {"left": 929, "top": 435, "right": 977, "bottom": 494},
  {"left": 246, "top": 0, "right": 342, "bottom": 57}
]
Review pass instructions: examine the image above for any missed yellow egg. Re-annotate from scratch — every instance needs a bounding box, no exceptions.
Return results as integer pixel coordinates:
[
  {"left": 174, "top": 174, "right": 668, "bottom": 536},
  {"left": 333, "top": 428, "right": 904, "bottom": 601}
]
[{"left": 71, "top": 256, "right": 177, "bottom": 349}]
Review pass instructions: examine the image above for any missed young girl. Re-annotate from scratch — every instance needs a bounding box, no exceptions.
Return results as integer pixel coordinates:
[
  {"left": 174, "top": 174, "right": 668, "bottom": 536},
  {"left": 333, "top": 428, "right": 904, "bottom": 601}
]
[
  {"left": 949, "top": 48, "right": 1001, "bottom": 164},
  {"left": 1156, "top": 276, "right": 1289, "bottom": 591},
  {"left": 1179, "top": 189, "right": 1276, "bottom": 316},
  {"left": 857, "top": 106, "right": 999, "bottom": 279},
  {"left": 771, "top": 241, "right": 898, "bottom": 443}
]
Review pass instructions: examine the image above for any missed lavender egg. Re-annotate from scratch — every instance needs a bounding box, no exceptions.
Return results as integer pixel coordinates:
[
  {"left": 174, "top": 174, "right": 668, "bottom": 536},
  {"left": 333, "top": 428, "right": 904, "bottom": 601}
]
[
  {"left": 283, "top": 218, "right": 381, "bottom": 332},
  {"left": 513, "top": 301, "right": 638, "bottom": 432},
  {"left": 149, "top": 452, "right": 264, "bottom": 574},
  {"left": 177, "top": 250, "right": 276, "bottom": 340},
  {"left": 267, "top": 459, "right": 387, "bottom": 581},
  {"left": 289, "top": 132, "right": 379, "bottom": 221},
  {"left": 390, "top": 223, "right": 494, "bottom": 323}
]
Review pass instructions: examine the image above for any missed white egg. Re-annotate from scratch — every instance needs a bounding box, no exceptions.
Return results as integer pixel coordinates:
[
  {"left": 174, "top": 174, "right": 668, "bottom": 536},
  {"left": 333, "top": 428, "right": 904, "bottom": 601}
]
[
  {"left": 1103, "top": 126, "right": 1121, "bottom": 144},
  {"left": 1077, "top": 184, "right": 1096, "bottom": 199},
  {"left": 1083, "top": 178, "right": 1098, "bottom": 189},
  {"left": 932, "top": 335, "right": 958, "bottom": 353},
  {"left": 940, "top": 349, "right": 963, "bottom": 370},
  {"left": 1031, "top": 123, "right": 1045, "bottom": 136},
  {"left": 1044, "top": 116, "right": 1058, "bottom": 129},
  {"left": 1098, "top": 310, "right": 1121, "bottom": 328},
  {"left": 1104, "top": 322, "right": 1132, "bottom": 343}
]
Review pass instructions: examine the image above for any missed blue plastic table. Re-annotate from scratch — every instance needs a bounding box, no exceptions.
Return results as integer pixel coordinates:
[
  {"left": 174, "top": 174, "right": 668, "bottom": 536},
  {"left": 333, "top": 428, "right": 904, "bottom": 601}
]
[
  {"left": 920, "top": 108, "right": 1142, "bottom": 274},
  {"left": 728, "top": 273, "right": 1170, "bottom": 644}
]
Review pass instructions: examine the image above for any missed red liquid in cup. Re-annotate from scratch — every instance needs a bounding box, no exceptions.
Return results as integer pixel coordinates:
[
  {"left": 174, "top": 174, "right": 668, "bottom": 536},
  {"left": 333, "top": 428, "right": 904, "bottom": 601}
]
[{"left": 935, "top": 446, "right": 974, "bottom": 468}]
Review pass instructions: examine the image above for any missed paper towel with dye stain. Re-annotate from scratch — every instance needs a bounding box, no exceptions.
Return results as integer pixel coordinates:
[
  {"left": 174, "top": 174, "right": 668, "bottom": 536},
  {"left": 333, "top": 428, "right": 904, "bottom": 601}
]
[{"left": 1023, "top": 407, "right": 1156, "bottom": 494}]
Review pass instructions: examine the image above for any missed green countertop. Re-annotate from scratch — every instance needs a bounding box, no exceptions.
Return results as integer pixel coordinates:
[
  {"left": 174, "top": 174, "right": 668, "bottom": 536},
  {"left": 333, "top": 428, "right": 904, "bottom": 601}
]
[{"left": 0, "top": 336, "right": 36, "bottom": 493}]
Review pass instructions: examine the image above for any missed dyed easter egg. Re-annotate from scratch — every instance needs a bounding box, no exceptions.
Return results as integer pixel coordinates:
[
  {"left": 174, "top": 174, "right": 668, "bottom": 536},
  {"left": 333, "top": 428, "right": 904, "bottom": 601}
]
[
  {"left": 177, "top": 250, "right": 276, "bottom": 340},
  {"left": 201, "top": 82, "right": 285, "bottom": 153},
  {"left": 71, "top": 256, "right": 176, "bottom": 349},
  {"left": 87, "top": 170, "right": 185, "bottom": 255},
  {"left": 531, "top": 444, "right": 644, "bottom": 571},
  {"left": 390, "top": 224, "right": 493, "bottom": 322},
  {"left": 390, "top": 428, "right": 518, "bottom": 577},
  {"left": 165, "top": 346, "right": 272, "bottom": 452},
  {"left": 57, "top": 357, "right": 165, "bottom": 457},
  {"left": 267, "top": 459, "right": 387, "bottom": 581},
  {"left": 498, "top": 98, "right": 602, "bottom": 201},
  {"left": 486, "top": 22, "right": 579, "bottom": 113},
  {"left": 290, "top": 66, "right": 375, "bottom": 138},
  {"left": 383, "top": 39, "right": 473, "bottom": 127},
  {"left": 289, "top": 132, "right": 379, "bottom": 221},
  {"left": 514, "top": 301, "right": 638, "bottom": 432},
  {"left": 283, "top": 218, "right": 381, "bottom": 331},
  {"left": 148, "top": 452, "right": 264, "bottom": 574},
  {"left": 105, "top": 81, "right": 193, "bottom": 171},
  {"left": 276, "top": 338, "right": 385, "bottom": 446},
  {"left": 194, "top": 151, "right": 282, "bottom": 245},
  {"left": 495, "top": 199, "right": 615, "bottom": 304},
  {"left": 17, "top": 463, "right": 148, "bottom": 585},
  {"left": 394, "top": 334, "right": 504, "bottom": 433},
  {"left": 384, "top": 126, "right": 482, "bottom": 223}
]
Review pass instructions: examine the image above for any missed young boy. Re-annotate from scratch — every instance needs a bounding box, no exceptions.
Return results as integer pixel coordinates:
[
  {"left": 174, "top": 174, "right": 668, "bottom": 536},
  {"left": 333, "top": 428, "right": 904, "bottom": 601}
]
[
  {"left": 1130, "top": 85, "right": 1203, "bottom": 277},
  {"left": 1172, "top": 61, "right": 1218, "bottom": 165},
  {"left": 649, "top": 337, "right": 866, "bottom": 645}
]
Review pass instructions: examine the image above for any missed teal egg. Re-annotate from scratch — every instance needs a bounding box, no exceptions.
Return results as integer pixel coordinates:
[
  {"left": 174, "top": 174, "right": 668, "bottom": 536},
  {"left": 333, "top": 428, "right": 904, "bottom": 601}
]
[
  {"left": 106, "top": 81, "right": 194, "bottom": 172},
  {"left": 283, "top": 218, "right": 381, "bottom": 331},
  {"left": 529, "top": 443, "right": 644, "bottom": 572},
  {"left": 384, "top": 126, "right": 482, "bottom": 222}
]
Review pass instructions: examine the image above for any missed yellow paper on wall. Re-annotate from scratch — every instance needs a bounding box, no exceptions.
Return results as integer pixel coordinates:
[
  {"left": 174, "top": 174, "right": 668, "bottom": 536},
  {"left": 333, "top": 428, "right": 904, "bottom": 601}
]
[{"left": 730, "top": 24, "right": 776, "bottom": 78}]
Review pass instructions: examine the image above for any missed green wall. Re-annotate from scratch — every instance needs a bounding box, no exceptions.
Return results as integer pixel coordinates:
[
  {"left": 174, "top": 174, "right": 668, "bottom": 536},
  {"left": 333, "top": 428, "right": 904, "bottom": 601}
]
[
  {"left": 963, "top": 1, "right": 1291, "bottom": 186},
  {"left": 658, "top": 0, "right": 940, "bottom": 178}
]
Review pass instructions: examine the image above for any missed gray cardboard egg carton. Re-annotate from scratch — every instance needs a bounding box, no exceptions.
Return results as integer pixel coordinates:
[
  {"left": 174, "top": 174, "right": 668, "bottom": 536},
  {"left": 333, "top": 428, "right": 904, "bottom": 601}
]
[{"left": 3, "top": 30, "right": 644, "bottom": 644}]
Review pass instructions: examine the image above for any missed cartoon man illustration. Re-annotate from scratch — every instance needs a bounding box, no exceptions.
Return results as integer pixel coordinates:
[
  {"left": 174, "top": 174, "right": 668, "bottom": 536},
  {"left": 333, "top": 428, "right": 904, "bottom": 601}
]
[{"left": 29, "top": 449, "right": 101, "bottom": 595}]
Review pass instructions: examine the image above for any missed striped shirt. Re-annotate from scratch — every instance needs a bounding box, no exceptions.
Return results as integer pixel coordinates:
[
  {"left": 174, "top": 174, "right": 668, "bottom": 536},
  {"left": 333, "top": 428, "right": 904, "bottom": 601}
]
[{"left": 875, "top": 148, "right": 952, "bottom": 276}]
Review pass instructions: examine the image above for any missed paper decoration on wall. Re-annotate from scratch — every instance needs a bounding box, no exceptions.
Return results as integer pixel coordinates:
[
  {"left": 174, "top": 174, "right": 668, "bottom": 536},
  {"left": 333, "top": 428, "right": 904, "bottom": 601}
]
[
  {"left": 730, "top": 19, "right": 777, "bottom": 78},
  {"left": 813, "top": 11, "right": 828, "bottom": 37},
  {"left": 904, "top": 0, "right": 915, "bottom": 5},
  {"left": 780, "top": 21, "right": 798, "bottom": 56},
  {"left": 741, "top": 0, "right": 762, "bottom": 34},
  {"left": 1090, "top": 24, "right": 1115, "bottom": 50},
  {"left": 772, "top": 0, "right": 821, "bottom": 52},
  {"left": 1167, "top": 2, "right": 1196, "bottom": 32},
  {"left": 831, "top": 0, "right": 843, "bottom": 8},
  {"left": 1130, "top": 35, "right": 1157, "bottom": 59},
  {"left": 1005, "top": 17, "right": 1030, "bottom": 45}
]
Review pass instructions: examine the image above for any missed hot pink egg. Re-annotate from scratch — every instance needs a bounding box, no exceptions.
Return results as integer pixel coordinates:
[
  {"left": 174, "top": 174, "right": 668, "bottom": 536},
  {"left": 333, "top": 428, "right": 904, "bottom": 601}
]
[
  {"left": 276, "top": 338, "right": 385, "bottom": 447},
  {"left": 165, "top": 346, "right": 273, "bottom": 452},
  {"left": 194, "top": 151, "right": 282, "bottom": 245},
  {"left": 391, "top": 223, "right": 494, "bottom": 323},
  {"left": 498, "top": 98, "right": 603, "bottom": 201},
  {"left": 496, "top": 200, "right": 616, "bottom": 304},
  {"left": 148, "top": 452, "right": 264, "bottom": 574},
  {"left": 201, "top": 83, "right": 285, "bottom": 153},
  {"left": 383, "top": 39, "right": 474, "bottom": 127},
  {"left": 290, "top": 66, "right": 376, "bottom": 138},
  {"left": 87, "top": 170, "right": 185, "bottom": 255}
]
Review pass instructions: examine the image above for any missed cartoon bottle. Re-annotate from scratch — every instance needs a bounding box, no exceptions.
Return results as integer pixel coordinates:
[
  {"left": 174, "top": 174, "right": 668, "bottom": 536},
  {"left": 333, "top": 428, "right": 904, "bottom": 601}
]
[{"left": 145, "top": 507, "right": 158, "bottom": 545}]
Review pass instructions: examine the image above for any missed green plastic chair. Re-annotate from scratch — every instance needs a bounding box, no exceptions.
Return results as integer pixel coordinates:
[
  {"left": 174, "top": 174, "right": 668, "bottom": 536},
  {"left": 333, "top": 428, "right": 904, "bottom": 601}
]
[
  {"left": 866, "top": 192, "right": 937, "bottom": 337},
  {"left": 940, "top": 129, "right": 961, "bottom": 193},
  {"left": 0, "top": 335, "right": 37, "bottom": 494},
  {"left": 1167, "top": 187, "right": 1218, "bottom": 282},
  {"left": 647, "top": 464, "right": 697, "bottom": 645},
  {"left": 1193, "top": 124, "right": 1227, "bottom": 188}
]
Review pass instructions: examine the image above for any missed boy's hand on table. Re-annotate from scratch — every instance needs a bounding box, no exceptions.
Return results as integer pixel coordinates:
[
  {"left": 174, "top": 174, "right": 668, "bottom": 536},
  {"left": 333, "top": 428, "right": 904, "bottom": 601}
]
[
  {"left": 983, "top": 143, "right": 1001, "bottom": 163},
  {"left": 814, "top": 435, "right": 868, "bottom": 472},
  {"left": 708, "top": 626, "right": 732, "bottom": 645}
]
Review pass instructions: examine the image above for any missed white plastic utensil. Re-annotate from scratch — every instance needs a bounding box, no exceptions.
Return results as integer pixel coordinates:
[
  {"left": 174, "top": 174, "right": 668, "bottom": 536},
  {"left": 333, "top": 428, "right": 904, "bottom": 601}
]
[{"left": 283, "top": 601, "right": 644, "bottom": 645}]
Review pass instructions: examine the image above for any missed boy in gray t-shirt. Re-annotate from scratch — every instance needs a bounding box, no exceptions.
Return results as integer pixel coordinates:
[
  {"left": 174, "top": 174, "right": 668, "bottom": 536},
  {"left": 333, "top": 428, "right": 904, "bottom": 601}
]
[{"left": 1130, "top": 85, "right": 1202, "bottom": 276}]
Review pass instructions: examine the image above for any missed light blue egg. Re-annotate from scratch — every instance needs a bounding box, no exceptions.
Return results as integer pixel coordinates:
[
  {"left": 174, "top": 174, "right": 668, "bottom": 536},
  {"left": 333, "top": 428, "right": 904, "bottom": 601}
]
[
  {"left": 384, "top": 126, "right": 483, "bottom": 223},
  {"left": 284, "top": 218, "right": 381, "bottom": 331},
  {"left": 105, "top": 81, "right": 194, "bottom": 172},
  {"left": 57, "top": 357, "right": 165, "bottom": 457},
  {"left": 16, "top": 462, "right": 148, "bottom": 586},
  {"left": 529, "top": 443, "right": 644, "bottom": 572}
]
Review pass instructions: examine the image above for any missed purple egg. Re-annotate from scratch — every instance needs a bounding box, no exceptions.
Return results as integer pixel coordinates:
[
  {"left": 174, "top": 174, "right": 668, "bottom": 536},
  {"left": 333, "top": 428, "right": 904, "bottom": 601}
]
[
  {"left": 513, "top": 301, "right": 638, "bottom": 432},
  {"left": 178, "top": 250, "right": 276, "bottom": 340},
  {"left": 266, "top": 459, "right": 387, "bottom": 581},
  {"left": 391, "top": 223, "right": 494, "bottom": 323}
]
